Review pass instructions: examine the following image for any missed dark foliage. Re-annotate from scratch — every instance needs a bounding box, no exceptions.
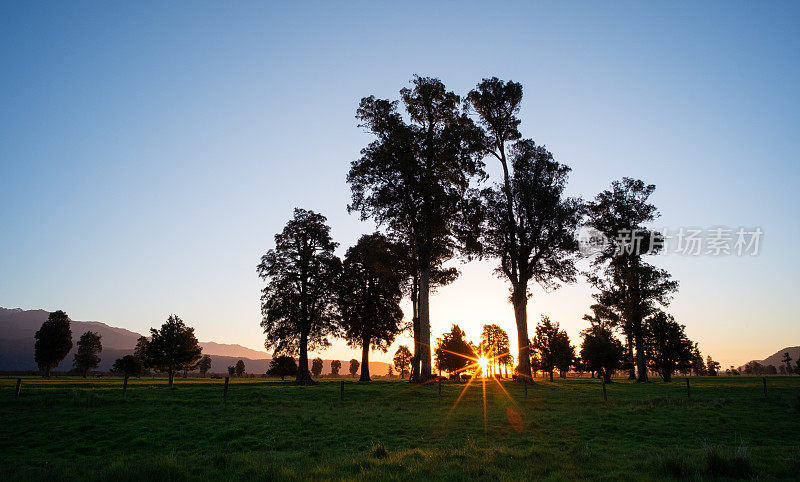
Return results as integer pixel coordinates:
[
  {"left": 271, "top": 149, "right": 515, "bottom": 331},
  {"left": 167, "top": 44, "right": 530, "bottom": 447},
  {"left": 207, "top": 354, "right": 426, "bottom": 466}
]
[
  {"left": 111, "top": 355, "right": 143, "bottom": 377},
  {"left": 435, "top": 324, "right": 475, "bottom": 377},
  {"left": 34, "top": 310, "right": 73, "bottom": 377},
  {"left": 73, "top": 331, "right": 102, "bottom": 378},
  {"left": 644, "top": 311, "right": 694, "bottom": 382},
  {"left": 147, "top": 315, "right": 202, "bottom": 387},
  {"left": 532, "top": 316, "right": 574, "bottom": 381},
  {"left": 266, "top": 356, "right": 298, "bottom": 381}
]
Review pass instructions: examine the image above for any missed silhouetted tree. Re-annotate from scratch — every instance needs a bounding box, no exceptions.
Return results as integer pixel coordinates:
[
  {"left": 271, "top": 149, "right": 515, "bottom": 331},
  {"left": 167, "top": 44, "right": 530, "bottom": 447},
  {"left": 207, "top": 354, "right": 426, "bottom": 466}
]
[
  {"left": 644, "top": 312, "right": 694, "bottom": 382},
  {"left": 266, "top": 356, "right": 298, "bottom": 381},
  {"left": 311, "top": 357, "right": 324, "bottom": 378},
  {"left": 227, "top": 365, "right": 236, "bottom": 377},
  {"left": 387, "top": 365, "right": 394, "bottom": 378},
  {"left": 480, "top": 324, "right": 503, "bottom": 376},
  {"left": 393, "top": 345, "right": 412, "bottom": 379},
  {"left": 338, "top": 233, "right": 405, "bottom": 382},
  {"left": 532, "top": 316, "right": 574, "bottom": 381},
  {"left": 706, "top": 356, "right": 720, "bottom": 376},
  {"left": 330, "top": 360, "right": 342, "bottom": 377},
  {"left": 348, "top": 76, "right": 485, "bottom": 382},
  {"left": 435, "top": 324, "right": 475, "bottom": 378},
  {"left": 134, "top": 336, "right": 151, "bottom": 375},
  {"left": 197, "top": 355, "right": 212, "bottom": 377},
  {"left": 257, "top": 208, "right": 342, "bottom": 385},
  {"left": 765, "top": 364, "right": 778, "bottom": 375},
  {"left": 580, "top": 321, "right": 624, "bottom": 383},
  {"left": 34, "top": 310, "right": 73, "bottom": 377},
  {"left": 147, "top": 315, "right": 202, "bottom": 387},
  {"left": 111, "top": 355, "right": 143, "bottom": 377},
  {"left": 585, "top": 178, "right": 678, "bottom": 382},
  {"left": 782, "top": 352, "right": 793, "bottom": 374},
  {"left": 349, "top": 359, "right": 360, "bottom": 378},
  {"left": 235, "top": 359, "right": 245, "bottom": 377},
  {"left": 73, "top": 331, "right": 102, "bottom": 377},
  {"left": 691, "top": 345, "right": 707, "bottom": 376},
  {"left": 470, "top": 79, "right": 581, "bottom": 381}
]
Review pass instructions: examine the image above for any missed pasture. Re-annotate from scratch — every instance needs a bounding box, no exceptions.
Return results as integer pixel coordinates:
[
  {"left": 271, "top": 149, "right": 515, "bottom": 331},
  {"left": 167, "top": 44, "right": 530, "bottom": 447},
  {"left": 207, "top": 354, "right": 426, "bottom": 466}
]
[{"left": 1, "top": 376, "right": 799, "bottom": 480}]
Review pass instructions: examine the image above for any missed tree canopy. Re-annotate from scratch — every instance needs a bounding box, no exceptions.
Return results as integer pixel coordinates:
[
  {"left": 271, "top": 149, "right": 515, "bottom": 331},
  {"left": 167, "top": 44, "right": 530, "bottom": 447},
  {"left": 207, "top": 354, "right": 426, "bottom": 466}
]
[
  {"left": 435, "top": 324, "right": 475, "bottom": 378},
  {"left": 531, "top": 316, "right": 574, "bottom": 381},
  {"left": 73, "top": 331, "right": 102, "bottom": 377},
  {"left": 393, "top": 345, "right": 412, "bottom": 379},
  {"left": 34, "top": 310, "right": 73, "bottom": 377},
  {"left": 267, "top": 356, "right": 298, "bottom": 381},
  {"left": 147, "top": 315, "right": 203, "bottom": 387}
]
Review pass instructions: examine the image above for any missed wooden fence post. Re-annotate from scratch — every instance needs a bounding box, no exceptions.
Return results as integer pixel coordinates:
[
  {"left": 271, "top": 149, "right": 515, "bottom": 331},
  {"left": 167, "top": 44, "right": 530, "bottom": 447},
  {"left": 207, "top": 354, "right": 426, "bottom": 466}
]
[
  {"left": 123, "top": 375, "right": 129, "bottom": 397},
  {"left": 685, "top": 377, "right": 690, "bottom": 401},
  {"left": 602, "top": 377, "right": 607, "bottom": 402},
  {"left": 762, "top": 377, "right": 767, "bottom": 398},
  {"left": 224, "top": 377, "right": 230, "bottom": 400},
  {"left": 15, "top": 378, "right": 21, "bottom": 399},
  {"left": 340, "top": 380, "right": 344, "bottom": 401}
]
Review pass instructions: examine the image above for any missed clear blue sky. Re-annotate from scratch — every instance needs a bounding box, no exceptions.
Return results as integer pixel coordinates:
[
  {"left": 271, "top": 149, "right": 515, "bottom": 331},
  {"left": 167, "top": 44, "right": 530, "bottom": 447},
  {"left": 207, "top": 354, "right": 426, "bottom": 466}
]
[{"left": 1, "top": 1, "right": 798, "bottom": 368}]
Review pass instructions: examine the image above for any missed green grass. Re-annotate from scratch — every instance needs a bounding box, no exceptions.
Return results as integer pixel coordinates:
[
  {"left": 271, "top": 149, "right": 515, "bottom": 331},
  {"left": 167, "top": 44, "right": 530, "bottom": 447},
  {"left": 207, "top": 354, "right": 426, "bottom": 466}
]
[{"left": 1, "top": 376, "right": 799, "bottom": 480}]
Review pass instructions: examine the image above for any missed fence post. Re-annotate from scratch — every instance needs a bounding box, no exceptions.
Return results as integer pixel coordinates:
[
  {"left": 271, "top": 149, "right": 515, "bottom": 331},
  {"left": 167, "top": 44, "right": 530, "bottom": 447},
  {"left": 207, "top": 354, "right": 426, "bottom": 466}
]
[
  {"left": 123, "top": 375, "right": 129, "bottom": 398},
  {"left": 762, "top": 377, "right": 767, "bottom": 398},
  {"left": 602, "top": 377, "right": 607, "bottom": 402},
  {"left": 224, "top": 377, "right": 230, "bottom": 400},
  {"left": 340, "top": 380, "right": 344, "bottom": 401},
  {"left": 685, "top": 377, "right": 690, "bottom": 401},
  {"left": 14, "top": 378, "right": 21, "bottom": 399}
]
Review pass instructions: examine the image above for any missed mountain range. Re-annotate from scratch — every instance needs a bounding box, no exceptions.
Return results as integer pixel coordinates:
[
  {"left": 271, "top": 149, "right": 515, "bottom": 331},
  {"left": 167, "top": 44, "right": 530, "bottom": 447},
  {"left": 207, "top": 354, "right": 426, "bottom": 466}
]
[{"left": 0, "top": 307, "right": 389, "bottom": 375}]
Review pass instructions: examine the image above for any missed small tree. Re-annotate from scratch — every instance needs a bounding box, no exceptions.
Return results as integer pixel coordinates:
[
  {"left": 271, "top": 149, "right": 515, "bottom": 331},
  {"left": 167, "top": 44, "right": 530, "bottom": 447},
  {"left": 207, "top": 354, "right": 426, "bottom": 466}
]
[
  {"left": 644, "top": 312, "right": 694, "bottom": 382},
  {"left": 781, "top": 352, "right": 793, "bottom": 374},
  {"left": 532, "top": 316, "right": 574, "bottom": 381},
  {"left": 580, "top": 324, "right": 624, "bottom": 383},
  {"left": 387, "top": 365, "right": 394, "bottom": 378},
  {"left": 330, "top": 360, "right": 342, "bottom": 377},
  {"left": 197, "top": 355, "right": 212, "bottom": 377},
  {"left": 349, "top": 359, "right": 360, "bottom": 378},
  {"left": 311, "top": 357, "right": 324, "bottom": 378},
  {"left": 111, "top": 355, "right": 143, "bottom": 377},
  {"left": 266, "top": 356, "right": 298, "bottom": 380},
  {"left": 706, "top": 356, "right": 720, "bottom": 376},
  {"left": 227, "top": 365, "right": 236, "bottom": 377},
  {"left": 73, "top": 331, "right": 103, "bottom": 378},
  {"left": 235, "top": 359, "right": 246, "bottom": 377},
  {"left": 147, "top": 315, "right": 203, "bottom": 387},
  {"left": 393, "top": 345, "right": 412, "bottom": 379},
  {"left": 434, "top": 325, "right": 475, "bottom": 379},
  {"left": 691, "top": 346, "right": 707, "bottom": 376},
  {"left": 34, "top": 310, "right": 73, "bottom": 377}
]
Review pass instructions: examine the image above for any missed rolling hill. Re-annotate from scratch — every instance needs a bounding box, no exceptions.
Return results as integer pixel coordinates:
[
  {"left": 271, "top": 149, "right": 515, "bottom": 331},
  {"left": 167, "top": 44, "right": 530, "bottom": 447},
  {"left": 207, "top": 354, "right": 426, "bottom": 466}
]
[{"left": 0, "top": 308, "right": 389, "bottom": 375}]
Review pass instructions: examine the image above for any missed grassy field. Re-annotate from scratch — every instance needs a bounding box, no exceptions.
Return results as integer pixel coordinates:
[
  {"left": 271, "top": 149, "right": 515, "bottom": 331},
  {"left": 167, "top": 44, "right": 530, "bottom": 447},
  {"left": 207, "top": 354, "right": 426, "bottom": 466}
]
[{"left": 1, "top": 375, "right": 799, "bottom": 481}]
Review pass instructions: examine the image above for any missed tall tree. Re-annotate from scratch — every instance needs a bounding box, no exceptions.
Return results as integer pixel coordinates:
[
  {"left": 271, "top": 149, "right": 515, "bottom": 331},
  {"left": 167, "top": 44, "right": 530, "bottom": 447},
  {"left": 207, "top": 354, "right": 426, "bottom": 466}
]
[
  {"left": 147, "top": 315, "right": 203, "bottom": 387},
  {"left": 706, "top": 356, "right": 720, "bottom": 376},
  {"left": 73, "top": 331, "right": 102, "bottom": 378},
  {"left": 257, "top": 208, "right": 342, "bottom": 385},
  {"left": 348, "top": 76, "right": 485, "bottom": 382},
  {"left": 34, "top": 310, "right": 73, "bottom": 377},
  {"left": 644, "top": 312, "right": 694, "bottom": 382},
  {"left": 471, "top": 80, "right": 581, "bottom": 381},
  {"left": 585, "top": 178, "right": 678, "bottom": 382},
  {"left": 531, "top": 316, "right": 574, "bottom": 381},
  {"left": 349, "top": 359, "right": 360, "bottom": 378},
  {"left": 434, "top": 324, "right": 475, "bottom": 379},
  {"left": 134, "top": 336, "right": 151, "bottom": 375},
  {"left": 393, "top": 345, "right": 412, "bottom": 379},
  {"left": 235, "top": 359, "right": 246, "bottom": 377},
  {"left": 267, "top": 356, "right": 298, "bottom": 381},
  {"left": 311, "top": 357, "right": 324, "bottom": 378},
  {"left": 330, "top": 360, "right": 342, "bottom": 377},
  {"left": 197, "top": 355, "right": 212, "bottom": 377},
  {"left": 338, "top": 233, "right": 405, "bottom": 382}
]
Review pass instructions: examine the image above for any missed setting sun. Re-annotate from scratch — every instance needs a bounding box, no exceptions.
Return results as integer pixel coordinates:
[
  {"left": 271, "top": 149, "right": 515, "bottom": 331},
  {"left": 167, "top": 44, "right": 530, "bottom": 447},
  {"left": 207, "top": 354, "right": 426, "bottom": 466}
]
[{"left": 477, "top": 356, "right": 489, "bottom": 375}]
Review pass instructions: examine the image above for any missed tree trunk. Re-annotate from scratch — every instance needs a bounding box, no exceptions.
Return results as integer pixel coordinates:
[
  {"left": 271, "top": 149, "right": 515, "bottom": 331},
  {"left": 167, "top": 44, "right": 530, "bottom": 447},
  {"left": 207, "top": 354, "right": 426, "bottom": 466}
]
[
  {"left": 83, "top": 368, "right": 88, "bottom": 378},
  {"left": 359, "top": 335, "right": 371, "bottom": 381},
  {"left": 168, "top": 369, "right": 174, "bottom": 387},
  {"left": 634, "top": 325, "right": 648, "bottom": 383},
  {"left": 295, "top": 330, "right": 315, "bottom": 385},
  {"left": 512, "top": 286, "right": 532, "bottom": 381},
  {"left": 602, "top": 368, "right": 612, "bottom": 384},
  {"left": 417, "top": 267, "right": 433, "bottom": 382},
  {"left": 626, "top": 334, "right": 636, "bottom": 380},
  {"left": 44, "top": 366, "right": 50, "bottom": 378},
  {"left": 549, "top": 370, "right": 554, "bottom": 382},
  {"left": 409, "top": 274, "right": 420, "bottom": 383}
]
